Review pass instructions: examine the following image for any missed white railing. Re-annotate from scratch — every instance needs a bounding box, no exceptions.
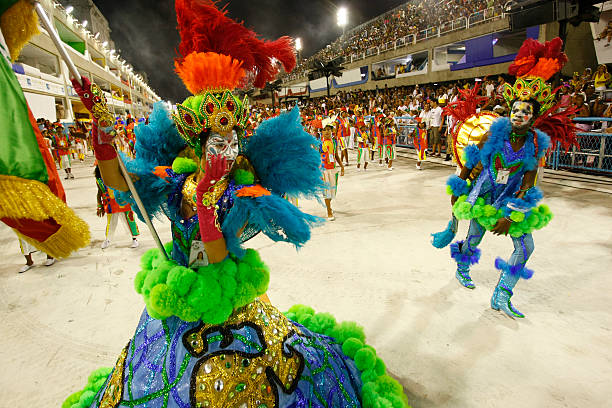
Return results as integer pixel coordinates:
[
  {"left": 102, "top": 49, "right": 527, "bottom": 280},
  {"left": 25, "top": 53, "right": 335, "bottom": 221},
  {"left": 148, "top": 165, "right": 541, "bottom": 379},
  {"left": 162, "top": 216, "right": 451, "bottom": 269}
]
[{"left": 282, "top": 5, "right": 505, "bottom": 83}]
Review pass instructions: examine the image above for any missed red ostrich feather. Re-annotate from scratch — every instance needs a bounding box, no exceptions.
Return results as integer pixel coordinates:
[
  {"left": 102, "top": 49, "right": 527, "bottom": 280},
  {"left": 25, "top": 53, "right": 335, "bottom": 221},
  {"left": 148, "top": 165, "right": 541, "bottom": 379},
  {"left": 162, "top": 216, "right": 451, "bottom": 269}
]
[
  {"left": 443, "top": 83, "right": 489, "bottom": 122},
  {"left": 175, "top": 0, "right": 296, "bottom": 89},
  {"left": 533, "top": 100, "right": 580, "bottom": 152},
  {"left": 508, "top": 37, "right": 568, "bottom": 80}
]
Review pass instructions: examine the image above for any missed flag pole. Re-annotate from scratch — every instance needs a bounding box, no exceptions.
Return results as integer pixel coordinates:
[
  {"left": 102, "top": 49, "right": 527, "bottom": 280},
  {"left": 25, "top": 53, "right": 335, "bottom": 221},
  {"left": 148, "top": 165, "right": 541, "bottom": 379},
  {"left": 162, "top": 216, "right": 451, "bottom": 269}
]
[{"left": 33, "top": 1, "right": 169, "bottom": 260}]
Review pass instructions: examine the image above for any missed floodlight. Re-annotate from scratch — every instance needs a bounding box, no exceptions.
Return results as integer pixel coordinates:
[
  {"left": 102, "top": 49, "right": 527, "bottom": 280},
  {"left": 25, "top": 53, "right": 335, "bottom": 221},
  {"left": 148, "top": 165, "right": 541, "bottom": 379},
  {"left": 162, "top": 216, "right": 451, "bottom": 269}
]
[{"left": 337, "top": 7, "right": 348, "bottom": 27}]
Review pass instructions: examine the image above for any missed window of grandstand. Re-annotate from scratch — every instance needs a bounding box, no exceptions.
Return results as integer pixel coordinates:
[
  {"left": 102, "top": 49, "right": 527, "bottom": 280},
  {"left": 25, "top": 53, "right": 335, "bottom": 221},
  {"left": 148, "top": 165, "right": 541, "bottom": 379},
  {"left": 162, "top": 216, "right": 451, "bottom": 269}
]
[
  {"left": 53, "top": 18, "right": 86, "bottom": 55},
  {"left": 372, "top": 51, "right": 428, "bottom": 80},
  {"left": 15, "top": 43, "right": 61, "bottom": 78},
  {"left": 433, "top": 43, "right": 466, "bottom": 72}
]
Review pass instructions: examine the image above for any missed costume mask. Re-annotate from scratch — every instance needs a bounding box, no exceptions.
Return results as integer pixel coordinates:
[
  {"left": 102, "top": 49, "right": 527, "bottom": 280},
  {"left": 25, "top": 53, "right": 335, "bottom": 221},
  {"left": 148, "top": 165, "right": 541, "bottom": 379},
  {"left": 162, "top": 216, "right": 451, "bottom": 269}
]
[
  {"left": 205, "top": 129, "right": 239, "bottom": 166},
  {"left": 510, "top": 101, "right": 534, "bottom": 128}
]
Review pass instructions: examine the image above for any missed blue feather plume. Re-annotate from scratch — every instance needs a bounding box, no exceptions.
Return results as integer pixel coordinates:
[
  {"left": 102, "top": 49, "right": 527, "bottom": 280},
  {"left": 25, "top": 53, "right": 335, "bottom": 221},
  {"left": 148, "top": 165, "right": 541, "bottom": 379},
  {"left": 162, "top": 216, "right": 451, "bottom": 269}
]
[
  {"left": 431, "top": 216, "right": 458, "bottom": 248},
  {"left": 245, "top": 106, "right": 324, "bottom": 198},
  {"left": 222, "top": 194, "right": 324, "bottom": 258},
  {"left": 115, "top": 102, "right": 186, "bottom": 221}
]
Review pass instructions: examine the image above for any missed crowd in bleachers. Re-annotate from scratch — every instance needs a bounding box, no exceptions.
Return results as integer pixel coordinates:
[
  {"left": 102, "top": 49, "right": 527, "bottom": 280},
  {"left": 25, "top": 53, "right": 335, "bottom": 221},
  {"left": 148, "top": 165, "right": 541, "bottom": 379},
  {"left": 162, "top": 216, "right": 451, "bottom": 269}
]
[{"left": 287, "top": 0, "right": 505, "bottom": 81}]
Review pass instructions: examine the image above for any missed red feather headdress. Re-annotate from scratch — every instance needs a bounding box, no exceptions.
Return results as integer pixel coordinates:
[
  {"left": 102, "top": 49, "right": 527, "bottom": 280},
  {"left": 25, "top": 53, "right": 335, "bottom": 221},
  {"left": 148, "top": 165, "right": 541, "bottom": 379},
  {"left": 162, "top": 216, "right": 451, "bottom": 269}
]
[{"left": 174, "top": 0, "right": 296, "bottom": 92}]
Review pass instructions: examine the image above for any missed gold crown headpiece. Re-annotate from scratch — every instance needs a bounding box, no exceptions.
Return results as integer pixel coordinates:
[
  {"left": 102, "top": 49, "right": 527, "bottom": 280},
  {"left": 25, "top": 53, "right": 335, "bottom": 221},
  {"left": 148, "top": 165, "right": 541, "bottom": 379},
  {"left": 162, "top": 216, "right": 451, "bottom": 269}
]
[{"left": 502, "top": 37, "right": 567, "bottom": 115}]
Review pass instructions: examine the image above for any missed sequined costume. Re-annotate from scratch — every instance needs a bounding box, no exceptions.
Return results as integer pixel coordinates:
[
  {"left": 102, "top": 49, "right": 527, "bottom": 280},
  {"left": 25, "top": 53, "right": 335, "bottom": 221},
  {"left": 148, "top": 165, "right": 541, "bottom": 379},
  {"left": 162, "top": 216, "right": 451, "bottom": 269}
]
[
  {"left": 63, "top": 1, "right": 408, "bottom": 407},
  {"left": 432, "top": 37, "right": 577, "bottom": 318}
]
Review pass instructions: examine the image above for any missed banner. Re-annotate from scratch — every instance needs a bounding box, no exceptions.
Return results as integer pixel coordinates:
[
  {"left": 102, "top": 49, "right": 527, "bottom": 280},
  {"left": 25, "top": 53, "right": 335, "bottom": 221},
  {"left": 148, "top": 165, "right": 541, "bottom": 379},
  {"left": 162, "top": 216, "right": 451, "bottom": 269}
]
[{"left": 591, "top": 3, "right": 612, "bottom": 64}]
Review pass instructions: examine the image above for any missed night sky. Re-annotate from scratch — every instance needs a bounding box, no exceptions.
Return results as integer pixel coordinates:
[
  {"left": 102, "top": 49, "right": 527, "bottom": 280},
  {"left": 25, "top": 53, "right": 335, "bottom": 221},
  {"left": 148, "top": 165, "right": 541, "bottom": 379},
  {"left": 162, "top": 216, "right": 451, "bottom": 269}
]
[{"left": 90, "top": 0, "right": 407, "bottom": 103}]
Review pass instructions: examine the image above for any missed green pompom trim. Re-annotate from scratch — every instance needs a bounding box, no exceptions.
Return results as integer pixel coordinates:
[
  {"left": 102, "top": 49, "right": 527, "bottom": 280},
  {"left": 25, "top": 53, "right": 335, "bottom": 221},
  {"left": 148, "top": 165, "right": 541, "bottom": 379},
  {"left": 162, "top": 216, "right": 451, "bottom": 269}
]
[
  {"left": 285, "top": 305, "right": 410, "bottom": 408},
  {"left": 61, "top": 367, "right": 112, "bottom": 408},
  {"left": 172, "top": 157, "right": 198, "bottom": 174},
  {"left": 234, "top": 168, "right": 255, "bottom": 185},
  {"left": 135, "top": 248, "right": 269, "bottom": 324},
  {"left": 452, "top": 194, "right": 553, "bottom": 235}
]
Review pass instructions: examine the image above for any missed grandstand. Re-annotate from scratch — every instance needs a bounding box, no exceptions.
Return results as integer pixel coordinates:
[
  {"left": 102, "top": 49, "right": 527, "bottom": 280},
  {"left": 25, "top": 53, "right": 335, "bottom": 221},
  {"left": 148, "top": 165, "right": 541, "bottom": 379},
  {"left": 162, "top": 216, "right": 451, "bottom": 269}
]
[{"left": 261, "top": 0, "right": 596, "bottom": 102}]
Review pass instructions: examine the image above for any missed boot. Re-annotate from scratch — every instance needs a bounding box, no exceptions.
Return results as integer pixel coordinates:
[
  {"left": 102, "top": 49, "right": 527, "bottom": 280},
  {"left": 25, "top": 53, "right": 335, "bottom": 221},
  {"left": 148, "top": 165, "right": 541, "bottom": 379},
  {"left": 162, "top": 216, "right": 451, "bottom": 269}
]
[
  {"left": 491, "top": 261, "right": 525, "bottom": 318},
  {"left": 450, "top": 240, "right": 480, "bottom": 289},
  {"left": 456, "top": 263, "right": 475, "bottom": 289}
]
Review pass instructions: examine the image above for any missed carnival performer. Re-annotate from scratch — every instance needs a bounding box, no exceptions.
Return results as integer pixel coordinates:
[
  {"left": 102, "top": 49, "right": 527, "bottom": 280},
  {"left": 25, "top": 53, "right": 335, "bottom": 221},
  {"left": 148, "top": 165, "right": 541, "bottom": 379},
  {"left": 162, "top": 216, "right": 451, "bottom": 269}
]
[
  {"left": 383, "top": 117, "right": 397, "bottom": 171},
  {"left": 434, "top": 37, "right": 577, "bottom": 318},
  {"left": 321, "top": 119, "right": 345, "bottom": 220},
  {"left": 336, "top": 108, "right": 350, "bottom": 166},
  {"left": 64, "top": 2, "right": 407, "bottom": 407},
  {"left": 356, "top": 122, "right": 370, "bottom": 171},
  {"left": 412, "top": 118, "right": 427, "bottom": 170},
  {"left": 370, "top": 114, "right": 381, "bottom": 162},
  {"left": 54, "top": 123, "right": 74, "bottom": 179},
  {"left": 95, "top": 166, "right": 139, "bottom": 249}
]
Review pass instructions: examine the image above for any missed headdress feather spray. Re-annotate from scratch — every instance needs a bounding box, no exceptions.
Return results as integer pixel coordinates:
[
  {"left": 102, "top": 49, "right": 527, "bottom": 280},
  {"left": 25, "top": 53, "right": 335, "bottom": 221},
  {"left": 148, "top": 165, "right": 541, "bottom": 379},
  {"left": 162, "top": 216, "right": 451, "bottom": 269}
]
[{"left": 174, "top": 0, "right": 296, "bottom": 90}]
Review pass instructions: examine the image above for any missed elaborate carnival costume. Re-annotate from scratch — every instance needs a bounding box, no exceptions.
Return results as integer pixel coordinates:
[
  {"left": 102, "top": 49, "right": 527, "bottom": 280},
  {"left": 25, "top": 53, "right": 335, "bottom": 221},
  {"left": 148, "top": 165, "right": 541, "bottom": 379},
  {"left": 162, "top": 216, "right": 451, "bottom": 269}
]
[
  {"left": 63, "top": 1, "right": 407, "bottom": 407},
  {"left": 412, "top": 119, "right": 427, "bottom": 169},
  {"left": 356, "top": 124, "right": 370, "bottom": 169},
  {"left": 0, "top": 0, "right": 89, "bottom": 260},
  {"left": 383, "top": 119, "right": 397, "bottom": 169},
  {"left": 432, "top": 38, "right": 578, "bottom": 318},
  {"left": 95, "top": 170, "right": 140, "bottom": 248}
]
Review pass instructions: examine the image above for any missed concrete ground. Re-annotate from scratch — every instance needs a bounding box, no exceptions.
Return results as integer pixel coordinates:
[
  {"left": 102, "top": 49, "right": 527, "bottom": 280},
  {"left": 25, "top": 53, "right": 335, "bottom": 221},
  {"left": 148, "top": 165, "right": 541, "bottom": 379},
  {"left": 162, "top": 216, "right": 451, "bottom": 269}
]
[{"left": 1, "top": 152, "right": 611, "bottom": 408}]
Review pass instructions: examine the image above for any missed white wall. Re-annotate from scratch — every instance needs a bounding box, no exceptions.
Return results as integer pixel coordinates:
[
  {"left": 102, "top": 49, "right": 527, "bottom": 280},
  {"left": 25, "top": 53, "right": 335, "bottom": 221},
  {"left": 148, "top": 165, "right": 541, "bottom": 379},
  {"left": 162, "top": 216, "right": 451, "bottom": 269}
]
[{"left": 24, "top": 92, "right": 57, "bottom": 122}]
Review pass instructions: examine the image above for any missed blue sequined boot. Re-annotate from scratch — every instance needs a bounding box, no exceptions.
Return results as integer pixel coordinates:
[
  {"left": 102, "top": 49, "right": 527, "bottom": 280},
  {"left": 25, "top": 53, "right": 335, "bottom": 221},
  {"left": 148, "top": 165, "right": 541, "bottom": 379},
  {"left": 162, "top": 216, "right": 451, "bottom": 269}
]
[
  {"left": 456, "top": 263, "right": 475, "bottom": 289},
  {"left": 491, "top": 265, "right": 524, "bottom": 318},
  {"left": 450, "top": 241, "right": 480, "bottom": 289}
]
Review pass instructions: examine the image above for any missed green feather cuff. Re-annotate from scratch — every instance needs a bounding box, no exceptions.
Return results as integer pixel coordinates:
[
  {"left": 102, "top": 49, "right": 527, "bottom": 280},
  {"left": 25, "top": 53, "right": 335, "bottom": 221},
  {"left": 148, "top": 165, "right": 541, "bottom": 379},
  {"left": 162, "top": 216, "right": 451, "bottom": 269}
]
[{"left": 452, "top": 195, "right": 553, "bottom": 236}]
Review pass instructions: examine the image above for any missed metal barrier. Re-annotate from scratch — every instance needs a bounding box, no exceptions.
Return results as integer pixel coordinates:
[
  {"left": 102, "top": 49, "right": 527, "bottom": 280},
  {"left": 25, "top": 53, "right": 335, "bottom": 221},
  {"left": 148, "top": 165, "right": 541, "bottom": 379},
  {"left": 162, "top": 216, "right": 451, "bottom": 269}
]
[{"left": 551, "top": 117, "right": 612, "bottom": 174}]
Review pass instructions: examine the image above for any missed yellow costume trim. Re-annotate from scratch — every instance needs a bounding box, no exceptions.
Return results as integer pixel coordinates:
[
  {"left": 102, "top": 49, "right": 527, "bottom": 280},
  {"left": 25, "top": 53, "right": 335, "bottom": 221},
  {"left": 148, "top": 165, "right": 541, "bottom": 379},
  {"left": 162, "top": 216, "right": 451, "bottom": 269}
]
[
  {"left": 0, "top": 175, "right": 90, "bottom": 258},
  {"left": 1, "top": 0, "right": 40, "bottom": 62}
]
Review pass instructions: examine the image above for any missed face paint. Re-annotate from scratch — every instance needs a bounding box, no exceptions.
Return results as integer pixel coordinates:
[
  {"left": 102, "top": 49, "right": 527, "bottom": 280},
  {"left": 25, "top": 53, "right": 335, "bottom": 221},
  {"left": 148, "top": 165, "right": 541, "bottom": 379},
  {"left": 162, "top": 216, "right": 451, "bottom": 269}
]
[
  {"left": 510, "top": 101, "right": 534, "bottom": 128},
  {"left": 205, "top": 129, "right": 239, "bottom": 169}
]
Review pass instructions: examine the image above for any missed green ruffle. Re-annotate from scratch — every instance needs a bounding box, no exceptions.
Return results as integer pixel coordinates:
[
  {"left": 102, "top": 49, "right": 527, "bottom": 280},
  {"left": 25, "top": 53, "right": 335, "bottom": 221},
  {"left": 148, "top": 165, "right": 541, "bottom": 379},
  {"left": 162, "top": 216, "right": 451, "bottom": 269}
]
[
  {"left": 285, "top": 305, "right": 411, "bottom": 408},
  {"left": 135, "top": 246, "right": 269, "bottom": 324},
  {"left": 61, "top": 368, "right": 112, "bottom": 408},
  {"left": 452, "top": 195, "right": 553, "bottom": 237}
]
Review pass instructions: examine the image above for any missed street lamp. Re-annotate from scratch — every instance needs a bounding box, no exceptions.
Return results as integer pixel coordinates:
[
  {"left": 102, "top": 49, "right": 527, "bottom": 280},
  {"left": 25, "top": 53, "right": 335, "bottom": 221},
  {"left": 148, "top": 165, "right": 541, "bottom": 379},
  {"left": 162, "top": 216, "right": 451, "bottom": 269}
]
[
  {"left": 65, "top": 5, "right": 74, "bottom": 14},
  {"left": 82, "top": 20, "right": 88, "bottom": 28}
]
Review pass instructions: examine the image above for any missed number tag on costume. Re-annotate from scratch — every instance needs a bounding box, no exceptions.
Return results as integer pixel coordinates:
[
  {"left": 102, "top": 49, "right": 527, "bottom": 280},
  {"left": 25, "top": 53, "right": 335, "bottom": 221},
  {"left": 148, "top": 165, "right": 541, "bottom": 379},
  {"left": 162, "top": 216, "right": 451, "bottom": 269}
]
[
  {"left": 329, "top": 151, "right": 335, "bottom": 163},
  {"left": 496, "top": 169, "right": 510, "bottom": 184},
  {"left": 188, "top": 240, "right": 208, "bottom": 269}
]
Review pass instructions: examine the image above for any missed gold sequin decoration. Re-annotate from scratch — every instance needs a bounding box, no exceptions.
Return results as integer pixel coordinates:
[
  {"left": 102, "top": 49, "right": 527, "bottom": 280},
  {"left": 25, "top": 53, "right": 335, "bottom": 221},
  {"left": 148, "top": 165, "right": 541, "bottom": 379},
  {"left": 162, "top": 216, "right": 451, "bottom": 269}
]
[
  {"left": 453, "top": 112, "right": 498, "bottom": 179},
  {"left": 99, "top": 343, "right": 129, "bottom": 408},
  {"left": 186, "top": 299, "right": 304, "bottom": 408},
  {"left": 182, "top": 173, "right": 199, "bottom": 210},
  {"left": 201, "top": 178, "right": 229, "bottom": 208}
]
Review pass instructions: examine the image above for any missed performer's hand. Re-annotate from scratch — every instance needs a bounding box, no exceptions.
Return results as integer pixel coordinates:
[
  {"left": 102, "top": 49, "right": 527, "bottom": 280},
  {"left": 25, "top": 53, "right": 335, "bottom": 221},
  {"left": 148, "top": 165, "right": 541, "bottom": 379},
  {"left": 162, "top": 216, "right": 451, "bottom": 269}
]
[
  {"left": 492, "top": 218, "right": 511, "bottom": 236},
  {"left": 196, "top": 155, "right": 228, "bottom": 243},
  {"left": 340, "top": 166, "right": 345, "bottom": 176},
  {"left": 70, "top": 76, "right": 95, "bottom": 111},
  {"left": 451, "top": 195, "right": 458, "bottom": 206},
  {"left": 96, "top": 207, "right": 105, "bottom": 217}
]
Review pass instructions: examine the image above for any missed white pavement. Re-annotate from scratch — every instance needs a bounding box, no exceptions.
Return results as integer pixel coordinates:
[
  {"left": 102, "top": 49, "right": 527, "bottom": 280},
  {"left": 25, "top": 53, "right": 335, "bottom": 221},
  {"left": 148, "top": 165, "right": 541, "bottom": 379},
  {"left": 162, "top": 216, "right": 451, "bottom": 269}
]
[{"left": 1, "top": 153, "right": 611, "bottom": 407}]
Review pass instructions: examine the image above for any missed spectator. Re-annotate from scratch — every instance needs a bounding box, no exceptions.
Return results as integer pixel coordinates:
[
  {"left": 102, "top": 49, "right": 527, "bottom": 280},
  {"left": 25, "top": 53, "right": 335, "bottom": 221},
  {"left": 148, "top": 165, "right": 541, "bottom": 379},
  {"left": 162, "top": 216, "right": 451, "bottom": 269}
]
[
  {"left": 593, "top": 64, "right": 610, "bottom": 91},
  {"left": 429, "top": 99, "right": 444, "bottom": 157}
]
